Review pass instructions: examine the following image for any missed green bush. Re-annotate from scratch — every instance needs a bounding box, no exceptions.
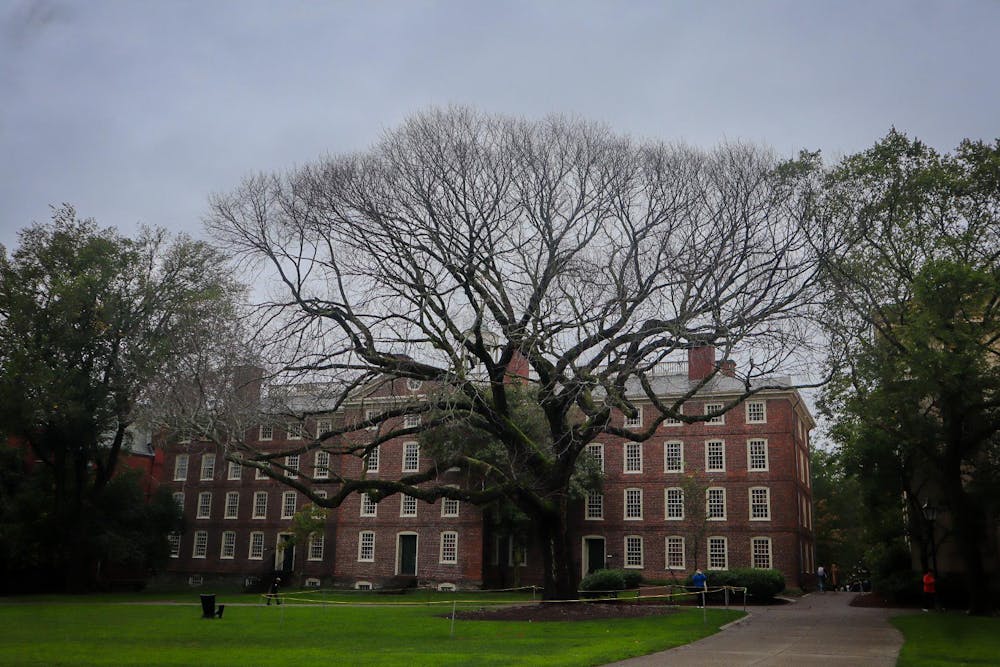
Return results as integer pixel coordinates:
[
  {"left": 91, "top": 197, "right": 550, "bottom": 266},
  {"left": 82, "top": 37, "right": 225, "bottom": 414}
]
[
  {"left": 579, "top": 569, "right": 642, "bottom": 592},
  {"left": 873, "top": 569, "right": 922, "bottom": 605},
  {"left": 684, "top": 569, "right": 785, "bottom": 602}
]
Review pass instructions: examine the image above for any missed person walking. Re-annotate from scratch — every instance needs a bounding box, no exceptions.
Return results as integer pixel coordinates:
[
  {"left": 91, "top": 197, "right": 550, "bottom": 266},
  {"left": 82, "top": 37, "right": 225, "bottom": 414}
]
[
  {"left": 817, "top": 565, "right": 826, "bottom": 592},
  {"left": 692, "top": 568, "right": 708, "bottom": 608},
  {"left": 266, "top": 576, "right": 283, "bottom": 605},
  {"left": 922, "top": 570, "right": 936, "bottom": 611}
]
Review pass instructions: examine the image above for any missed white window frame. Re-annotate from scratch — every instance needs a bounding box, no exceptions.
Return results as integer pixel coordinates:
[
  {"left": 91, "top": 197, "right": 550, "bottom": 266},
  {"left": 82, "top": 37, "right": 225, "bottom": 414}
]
[
  {"left": 624, "top": 535, "right": 643, "bottom": 568},
  {"left": 308, "top": 533, "right": 325, "bottom": 561},
  {"left": 439, "top": 531, "right": 458, "bottom": 564},
  {"left": 360, "top": 493, "right": 378, "bottom": 517},
  {"left": 747, "top": 438, "right": 769, "bottom": 471},
  {"left": 220, "top": 531, "right": 236, "bottom": 559},
  {"left": 227, "top": 460, "right": 242, "bottom": 480},
  {"left": 365, "top": 408, "right": 378, "bottom": 431},
  {"left": 172, "top": 491, "right": 184, "bottom": 510},
  {"left": 358, "top": 531, "right": 375, "bottom": 562},
  {"left": 664, "top": 441, "right": 684, "bottom": 473},
  {"left": 666, "top": 536, "right": 685, "bottom": 570},
  {"left": 192, "top": 531, "right": 208, "bottom": 558},
  {"left": 705, "top": 402, "right": 725, "bottom": 424},
  {"left": 401, "top": 494, "right": 418, "bottom": 517},
  {"left": 316, "top": 418, "right": 332, "bottom": 439},
  {"left": 173, "top": 454, "right": 189, "bottom": 481},
  {"left": 705, "top": 439, "right": 726, "bottom": 472},
  {"left": 259, "top": 424, "right": 273, "bottom": 441},
  {"left": 624, "top": 488, "right": 643, "bottom": 520},
  {"left": 624, "top": 442, "right": 643, "bottom": 473},
  {"left": 249, "top": 531, "right": 264, "bottom": 560},
  {"left": 407, "top": 378, "right": 423, "bottom": 391},
  {"left": 200, "top": 453, "right": 216, "bottom": 480},
  {"left": 355, "top": 581, "right": 373, "bottom": 590},
  {"left": 287, "top": 421, "right": 303, "bottom": 440},
  {"left": 196, "top": 491, "right": 212, "bottom": 519},
  {"left": 708, "top": 536, "right": 728, "bottom": 570},
  {"left": 286, "top": 455, "right": 299, "bottom": 479},
  {"left": 402, "top": 442, "right": 420, "bottom": 472},
  {"left": 224, "top": 491, "right": 239, "bottom": 519},
  {"left": 750, "top": 486, "right": 771, "bottom": 521},
  {"left": 665, "top": 487, "right": 684, "bottom": 520},
  {"left": 585, "top": 443, "right": 604, "bottom": 472},
  {"left": 752, "top": 536, "right": 772, "bottom": 569},
  {"left": 706, "top": 487, "right": 726, "bottom": 520},
  {"left": 404, "top": 414, "right": 421, "bottom": 429},
  {"left": 252, "top": 491, "right": 268, "bottom": 519},
  {"left": 663, "top": 406, "right": 683, "bottom": 426},
  {"left": 623, "top": 406, "right": 643, "bottom": 429},
  {"left": 746, "top": 400, "right": 767, "bottom": 424},
  {"left": 314, "top": 451, "right": 330, "bottom": 479},
  {"left": 255, "top": 465, "right": 268, "bottom": 480},
  {"left": 365, "top": 444, "right": 380, "bottom": 472},
  {"left": 441, "top": 497, "right": 459, "bottom": 517},
  {"left": 585, "top": 492, "right": 604, "bottom": 520},
  {"left": 281, "top": 491, "right": 297, "bottom": 519},
  {"left": 168, "top": 533, "right": 181, "bottom": 558}
]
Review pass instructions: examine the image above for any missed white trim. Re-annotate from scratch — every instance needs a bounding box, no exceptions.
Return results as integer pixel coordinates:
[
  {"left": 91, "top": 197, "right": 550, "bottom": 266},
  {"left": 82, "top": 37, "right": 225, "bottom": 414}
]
[
  {"left": 751, "top": 536, "right": 772, "bottom": 569},
  {"left": 624, "top": 535, "right": 643, "bottom": 568},
  {"left": 200, "top": 453, "right": 216, "bottom": 480},
  {"left": 665, "top": 535, "right": 685, "bottom": 570},
  {"left": 220, "top": 531, "right": 236, "bottom": 559},
  {"left": 664, "top": 487, "right": 684, "bottom": 520},
  {"left": 624, "top": 441, "right": 643, "bottom": 473},
  {"left": 224, "top": 491, "right": 239, "bottom": 519},
  {"left": 747, "top": 438, "right": 769, "bottom": 472},
  {"left": 248, "top": 531, "right": 264, "bottom": 560},
  {"left": 439, "top": 531, "right": 458, "bottom": 564},
  {"left": 252, "top": 491, "right": 268, "bottom": 519},
  {"left": 707, "top": 536, "right": 728, "bottom": 570},
  {"left": 663, "top": 440, "right": 684, "bottom": 473},
  {"left": 395, "top": 532, "right": 419, "bottom": 576},
  {"left": 746, "top": 400, "right": 767, "bottom": 424},
  {"left": 706, "top": 487, "right": 727, "bottom": 521},
  {"left": 749, "top": 486, "right": 771, "bottom": 521},
  {"left": 705, "top": 439, "right": 726, "bottom": 472},
  {"left": 358, "top": 531, "right": 375, "bottom": 562},
  {"left": 173, "top": 454, "right": 188, "bottom": 481},
  {"left": 705, "top": 402, "right": 725, "bottom": 425},
  {"left": 624, "top": 487, "right": 643, "bottom": 520}
]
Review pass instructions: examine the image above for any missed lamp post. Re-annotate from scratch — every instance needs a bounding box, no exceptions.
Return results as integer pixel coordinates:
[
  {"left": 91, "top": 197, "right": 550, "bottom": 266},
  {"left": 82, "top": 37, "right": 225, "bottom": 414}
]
[{"left": 921, "top": 500, "right": 938, "bottom": 576}]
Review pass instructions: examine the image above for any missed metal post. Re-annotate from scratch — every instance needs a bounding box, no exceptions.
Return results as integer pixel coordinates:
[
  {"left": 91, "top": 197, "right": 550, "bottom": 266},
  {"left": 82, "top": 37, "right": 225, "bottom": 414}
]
[{"left": 450, "top": 600, "right": 457, "bottom": 638}]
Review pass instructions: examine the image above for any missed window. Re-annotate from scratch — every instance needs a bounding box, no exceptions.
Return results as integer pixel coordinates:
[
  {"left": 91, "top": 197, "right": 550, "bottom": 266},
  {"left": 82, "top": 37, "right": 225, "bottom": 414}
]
[
  {"left": 706, "top": 487, "right": 726, "bottom": 520},
  {"left": 173, "top": 454, "right": 189, "bottom": 481},
  {"left": 255, "top": 465, "right": 268, "bottom": 480},
  {"left": 259, "top": 424, "right": 273, "bottom": 441},
  {"left": 746, "top": 401, "right": 766, "bottom": 424},
  {"left": 625, "top": 535, "right": 643, "bottom": 568},
  {"left": 200, "top": 453, "right": 216, "bottom": 480},
  {"left": 666, "top": 536, "right": 685, "bottom": 570},
  {"left": 664, "top": 441, "right": 683, "bottom": 472},
  {"left": 665, "top": 488, "right": 684, "bottom": 520},
  {"left": 624, "top": 488, "right": 643, "bottom": 520},
  {"left": 585, "top": 443, "right": 604, "bottom": 472},
  {"left": 252, "top": 491, "right": 268, "bottom": 519},
  {"left": 287, "top": 421, "right": 303, "bottom": 440},
  {"left": 172, "top": 492, "right": 185, "bottom": 510},
  {"left": 705, "top": 403, "right": 725, "bottom": 424},
  {"left": 314, "top": 489, "right": 327, "bottom": 499},
  {"left": 196, "top": 492, "right": 212, "bottom": 519},
  {"left": 227, "top": 460, "right": 242, "bottom": 480},
  {"left": 624, "top": 406, "right": 643, "bottom": 429},
  {"left": 168, "top": 533, "right": 181, "bottom": 558},
  {"left": 509, "top": 538, "right": 527, "bottom": 566},
  {"left": 401, "top": 495, "right": 417, "bottom": 517},
  {"left": 316, "top": 419, "right": 331, "bottom": 439},
  {"left": 402, "top": 442, "right": 420, "bottom": 472},
  {"left": 355, "top": 581, "right": 373, "bottom": 590},
  {"left": 663, "top": 407, "right": 682, "bottom": 425},
  {"left": 440, "top": 531, "right": 458, "bottom": 564},
  {"left": 407, "top": 378, "right": 423, "bottom": 391},
  {"left": 752, "top": 537, "right": 772, "bottom": 569},
  {"left": 220, "top": 531, "right": 236, "bottom": 559},
  {"left": 358, "top": 531, "right": 375, "bottom": 562},
  {"left": 365, "top": 408, "right": 378, "bottom": 431},
  {"left": 748, "top": 439, "right": 769, "bottom": 471},
  {"left": 365, "top": 445, "right": 380, "bottom": 472},
  {"left": 193, "top": 531, "right": 208, "bottom": 558},
  {"left": 750, "top": 487, "right": 771, "bottom": 520},
  {"left": 281, "top": 491, "right": 297, "bottom": 519},
  {"left": 314, "top": 451, "right": 330, "bottom": 479},
  {"left": 708, "top": 536, "right": 728, "bottom": 570},
  {"left": 705, "top": 440, "right": 725, "bottom": 472},
  {"left": 585, "top": 492, "right": 603, "bottom": 520},
  {"left": 178, "top": 433, "right": 191, "bottom": 444},
  {"left": 624, "top": 442, "right": 643, "bottom": 473},
  {"left": 438, "top": 583, "right": 456, "bottom": 592},
  {"left": 308, "top": 534, "right": 325, "bottom": 561},
  {"left": 441, "top": 497, "right": 459, "bottom": 517},
  {"left": 286, "top": 455, "right": 299, "bottom": 479},
  {"left": 404, "top": 414, "right": 421, "bottom": 429},
  {"left": 360, "top": 493, "right": 377, "bottom": 517},
  {"left": 249, "top": 532, "right": 264, "bottom": 560},
  {"left": 224, "top": 491, "right": 239, "bottom": 519}
]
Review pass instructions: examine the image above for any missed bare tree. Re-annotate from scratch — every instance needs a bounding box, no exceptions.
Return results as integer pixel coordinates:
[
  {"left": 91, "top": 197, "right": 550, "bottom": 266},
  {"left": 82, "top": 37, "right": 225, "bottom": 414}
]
[{"left": 205, "top": 108, "right": 823, "bottom": 599}]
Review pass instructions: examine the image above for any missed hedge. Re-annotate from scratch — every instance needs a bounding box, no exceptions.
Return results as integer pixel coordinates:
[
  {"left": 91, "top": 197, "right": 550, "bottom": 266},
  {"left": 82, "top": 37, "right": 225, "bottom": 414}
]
[
  {"left": 579, "top": 568, "right": 642, "bottom": 592},
  {"left": 684, "top": 568, "right": 785, "bottom": 602}
]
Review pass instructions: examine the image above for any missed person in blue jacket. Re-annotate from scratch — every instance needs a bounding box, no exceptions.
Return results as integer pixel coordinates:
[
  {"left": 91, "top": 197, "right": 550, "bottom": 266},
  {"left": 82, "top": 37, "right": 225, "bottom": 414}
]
[{"left": 692, "top": 568, "right": 708, "bottom": 607}]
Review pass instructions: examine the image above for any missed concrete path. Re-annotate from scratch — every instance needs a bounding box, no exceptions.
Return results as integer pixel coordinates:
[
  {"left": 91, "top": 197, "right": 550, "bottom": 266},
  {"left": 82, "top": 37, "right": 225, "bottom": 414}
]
[{"left": 606, "top": 593, "right": 905, "bottom": 666}]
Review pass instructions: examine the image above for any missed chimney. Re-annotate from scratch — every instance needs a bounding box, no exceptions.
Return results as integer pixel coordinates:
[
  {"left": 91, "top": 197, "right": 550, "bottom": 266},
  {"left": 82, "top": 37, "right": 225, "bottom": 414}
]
[
  {"left": 687, "top": 345, "right": 716, "bottom": 381},
  {"left": 504, "top": 350, "right": 530, "bottom": 384},
  {"left": 720, "top": 359, "right": 736, "bottom": 377}
]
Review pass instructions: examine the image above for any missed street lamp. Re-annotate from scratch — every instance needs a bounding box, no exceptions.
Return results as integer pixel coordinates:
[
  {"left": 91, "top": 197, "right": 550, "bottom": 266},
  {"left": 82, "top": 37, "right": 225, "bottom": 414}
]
[{"left": 921, "top": 500, "right": 938, "bottom": 576}]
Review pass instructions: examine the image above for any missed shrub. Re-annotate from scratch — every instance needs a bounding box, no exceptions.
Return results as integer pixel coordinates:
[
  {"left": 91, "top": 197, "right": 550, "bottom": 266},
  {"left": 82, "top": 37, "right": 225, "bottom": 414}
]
[
  {"left": 685, "top": 568, "right": 785, "bottom": 602},
  {"left": 579, "top": 568, "right": 641, "bottom": 592}
]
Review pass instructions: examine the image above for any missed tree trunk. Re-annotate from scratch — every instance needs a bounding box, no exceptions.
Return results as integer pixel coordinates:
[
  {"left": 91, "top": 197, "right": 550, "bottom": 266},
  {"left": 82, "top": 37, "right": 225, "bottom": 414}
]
[{"left": 534, "top": 497, "right": 578, "bottom": 600}]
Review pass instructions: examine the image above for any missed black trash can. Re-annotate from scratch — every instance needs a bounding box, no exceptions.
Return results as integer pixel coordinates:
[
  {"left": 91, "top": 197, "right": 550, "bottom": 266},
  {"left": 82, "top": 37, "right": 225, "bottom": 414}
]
[{"left": 200, "top": 594, "right": 216, "bottom": 618}]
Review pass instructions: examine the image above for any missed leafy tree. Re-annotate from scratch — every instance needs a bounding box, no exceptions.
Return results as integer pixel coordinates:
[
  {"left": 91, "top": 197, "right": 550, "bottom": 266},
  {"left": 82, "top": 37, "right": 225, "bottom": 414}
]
[
  {"left": 809, "top": 447, "right": 865, "bottom": 578},
  {"left": 819, "top": 132, "right": 1000, "bottom": 614},
  {"left": 206, "top": 108, "right": 824, "bottom": 599},
  {"left": 284, "top": 502, "right": 329, "bottom": 586},
  {"left": 0, "top": 206, "right": 241, "bottom": 589}
]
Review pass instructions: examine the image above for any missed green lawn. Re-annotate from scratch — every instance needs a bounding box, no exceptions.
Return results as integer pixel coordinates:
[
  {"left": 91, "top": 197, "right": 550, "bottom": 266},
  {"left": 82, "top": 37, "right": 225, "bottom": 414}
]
[
  {"left": 0, "top": 596, "right": 742, "bottom": 666},
  {"left": 893, "top": 612, "right": 1000, "bottom": 666}
]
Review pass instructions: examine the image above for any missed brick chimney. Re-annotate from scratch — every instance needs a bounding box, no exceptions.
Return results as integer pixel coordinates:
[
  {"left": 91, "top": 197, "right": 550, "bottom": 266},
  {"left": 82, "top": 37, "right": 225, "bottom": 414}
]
[
  {"left": 720, "top": 359, "right": 736, "bottom": 377},
  {"left": 504, "top": 350, "right": 530, "bottom": 384},
  {"left": 687, "top": 345, "right": 716, "bottom": 381}
]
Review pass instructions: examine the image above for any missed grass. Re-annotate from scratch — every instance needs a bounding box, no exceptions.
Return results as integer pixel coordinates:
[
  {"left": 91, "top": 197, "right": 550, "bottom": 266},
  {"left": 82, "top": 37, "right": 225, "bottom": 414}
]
[
  {"left": 0, "top": 594, "right": 743, "bottom": 666},
  {"left": 893, "top": 612, "right": 1000, "bottom": 666}
]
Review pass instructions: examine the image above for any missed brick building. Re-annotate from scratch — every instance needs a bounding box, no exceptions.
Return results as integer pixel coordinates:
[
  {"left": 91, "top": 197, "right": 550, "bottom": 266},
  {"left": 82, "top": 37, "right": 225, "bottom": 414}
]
[{"left": 160, "top": 346, "right": 815, "bottom": 590}]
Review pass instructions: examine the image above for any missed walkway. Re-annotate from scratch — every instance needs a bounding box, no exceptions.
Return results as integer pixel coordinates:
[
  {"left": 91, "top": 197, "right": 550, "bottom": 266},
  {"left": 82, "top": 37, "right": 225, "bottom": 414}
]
[{"left": 607, "top": 592, "right": 904, "bottom": 666}]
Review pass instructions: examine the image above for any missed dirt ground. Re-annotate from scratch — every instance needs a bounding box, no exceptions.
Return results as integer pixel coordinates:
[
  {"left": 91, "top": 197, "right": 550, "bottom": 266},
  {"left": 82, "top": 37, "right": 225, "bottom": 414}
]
[{"left": 451, "top": 601, "right": 680, "bottom": 622}]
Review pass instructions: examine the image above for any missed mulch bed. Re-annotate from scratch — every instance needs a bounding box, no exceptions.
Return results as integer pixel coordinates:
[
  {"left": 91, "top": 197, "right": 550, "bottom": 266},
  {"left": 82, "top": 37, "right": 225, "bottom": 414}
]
[
  {"left": 848, "top": 592, "right": 915, "bottom": 609},
  {"left": 450, "top": 602, "right": 679, "bottom": 622}
]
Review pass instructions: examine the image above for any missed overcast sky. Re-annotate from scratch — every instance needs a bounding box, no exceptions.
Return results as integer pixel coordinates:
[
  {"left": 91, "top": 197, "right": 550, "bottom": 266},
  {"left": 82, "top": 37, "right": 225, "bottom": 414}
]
[{"left": 2, "top": 0, "right": 998, "bottom": 251}]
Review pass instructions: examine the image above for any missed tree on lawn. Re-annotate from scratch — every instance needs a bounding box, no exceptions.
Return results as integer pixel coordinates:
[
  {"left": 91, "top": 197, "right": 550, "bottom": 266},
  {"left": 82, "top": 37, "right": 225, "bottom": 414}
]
[
  {"left": 819, "top": 131, "right": 1000, "bottom": 614},
  {"left": 207, "top": 108, "right": 824, "bottom": 599},
  {"left": 0, "top": 207, "right": 242, "bottom": 588}
]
